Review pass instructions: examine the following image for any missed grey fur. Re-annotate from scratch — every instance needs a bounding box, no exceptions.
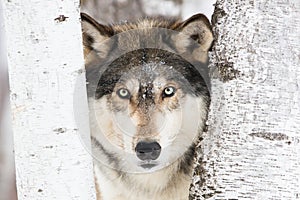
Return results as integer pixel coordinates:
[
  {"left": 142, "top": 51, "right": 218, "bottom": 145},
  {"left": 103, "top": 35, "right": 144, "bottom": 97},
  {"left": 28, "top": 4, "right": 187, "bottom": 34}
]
[{"left": 81, "top": 13, "right": 213, "bottom": 200}]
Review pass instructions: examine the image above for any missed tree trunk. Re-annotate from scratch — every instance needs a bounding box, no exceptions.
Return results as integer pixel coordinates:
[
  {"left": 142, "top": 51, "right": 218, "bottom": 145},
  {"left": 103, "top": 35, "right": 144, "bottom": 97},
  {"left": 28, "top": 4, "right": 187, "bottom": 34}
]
[
  {"left": 191, "top": 0, "right": 300, "bottom": 199},
  {"left": 2, "top": 1, "right": 96, "bottom": 199}
]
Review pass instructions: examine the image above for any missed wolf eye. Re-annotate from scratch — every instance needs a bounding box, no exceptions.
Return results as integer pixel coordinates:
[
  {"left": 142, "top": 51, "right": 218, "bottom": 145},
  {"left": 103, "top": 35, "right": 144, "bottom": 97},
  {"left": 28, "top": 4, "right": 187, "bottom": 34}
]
[
  {"left": 117, "top": 88, "right": 131, "bottom": 99},
  {"left": 162, "top": 86, "right": 176, "bottom": 98}
]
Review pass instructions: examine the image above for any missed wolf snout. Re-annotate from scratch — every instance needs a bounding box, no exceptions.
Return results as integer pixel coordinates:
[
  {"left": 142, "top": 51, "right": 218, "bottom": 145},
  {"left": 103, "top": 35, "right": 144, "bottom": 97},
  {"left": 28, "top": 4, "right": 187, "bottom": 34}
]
[{"left": 135, "top": 141, "right": 161, "bottom": 161}]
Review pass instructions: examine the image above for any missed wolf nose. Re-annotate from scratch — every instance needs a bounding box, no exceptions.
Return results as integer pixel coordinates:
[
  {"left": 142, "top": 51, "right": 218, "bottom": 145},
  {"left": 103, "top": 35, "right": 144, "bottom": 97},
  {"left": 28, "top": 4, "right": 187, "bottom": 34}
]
[{"left": 135, "top": 141, "right": 161, "bottom": 161}]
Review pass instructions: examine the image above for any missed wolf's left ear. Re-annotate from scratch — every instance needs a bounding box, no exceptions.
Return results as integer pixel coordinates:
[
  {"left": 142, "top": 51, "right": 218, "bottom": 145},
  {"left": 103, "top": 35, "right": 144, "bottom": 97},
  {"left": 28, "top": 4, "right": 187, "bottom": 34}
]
[
  {"left": 80, "top": 13, "right": 114, "bottom": 59},
  {"left": 174, "top": 14, "right": 214, "bottom": 63}
]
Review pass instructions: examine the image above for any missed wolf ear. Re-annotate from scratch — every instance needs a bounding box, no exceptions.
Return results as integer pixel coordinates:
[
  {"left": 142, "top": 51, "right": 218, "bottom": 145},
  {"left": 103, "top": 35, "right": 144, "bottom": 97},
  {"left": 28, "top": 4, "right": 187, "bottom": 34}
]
[
  {"left": 80, "top": 13, "right": 114, "bottom": 59},
  {"left": 174, "top": 14, "right": 214, "bottom": 63}
]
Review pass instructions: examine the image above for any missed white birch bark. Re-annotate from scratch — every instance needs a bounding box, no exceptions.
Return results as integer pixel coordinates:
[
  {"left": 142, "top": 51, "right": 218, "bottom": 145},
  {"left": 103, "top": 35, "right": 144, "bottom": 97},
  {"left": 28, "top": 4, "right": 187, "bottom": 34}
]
[
  {"left": 191, "top": 0, "right": 300, "bottom": 199},
  {"left": 0, "top": 3, "right": 16, "bottom": 199},
  {"left": 2, "top": 0, "right": 96, "bottom": 199}
]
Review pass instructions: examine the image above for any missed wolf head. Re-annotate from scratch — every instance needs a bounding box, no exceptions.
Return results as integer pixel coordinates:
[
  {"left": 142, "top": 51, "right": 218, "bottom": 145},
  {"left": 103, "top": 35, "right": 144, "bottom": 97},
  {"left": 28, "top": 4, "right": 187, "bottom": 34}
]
[{"left": 81, "top": 13, "right": 213, "bottom": 174}]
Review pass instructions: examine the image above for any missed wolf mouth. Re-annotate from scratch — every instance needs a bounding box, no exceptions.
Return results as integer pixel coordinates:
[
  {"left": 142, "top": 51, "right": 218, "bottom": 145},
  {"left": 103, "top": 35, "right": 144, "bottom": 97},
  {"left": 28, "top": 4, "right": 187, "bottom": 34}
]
[{"left": 139, "top": 162, "right": 158, "bottom": 169}]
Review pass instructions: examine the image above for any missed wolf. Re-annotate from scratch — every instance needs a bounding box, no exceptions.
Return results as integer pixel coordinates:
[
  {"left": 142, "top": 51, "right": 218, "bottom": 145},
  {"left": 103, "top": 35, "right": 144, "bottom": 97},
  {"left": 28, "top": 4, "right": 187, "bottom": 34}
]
[{"left": 81, "top": 12, "right": 213, "bottom": 200}]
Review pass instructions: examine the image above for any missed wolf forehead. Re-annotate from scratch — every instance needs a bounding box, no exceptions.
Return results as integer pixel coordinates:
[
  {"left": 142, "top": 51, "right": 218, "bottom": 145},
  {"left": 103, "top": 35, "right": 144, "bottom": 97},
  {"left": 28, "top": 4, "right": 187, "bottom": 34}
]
[{"left": 86, "top": 48, "right": 209, "bottom": 99}]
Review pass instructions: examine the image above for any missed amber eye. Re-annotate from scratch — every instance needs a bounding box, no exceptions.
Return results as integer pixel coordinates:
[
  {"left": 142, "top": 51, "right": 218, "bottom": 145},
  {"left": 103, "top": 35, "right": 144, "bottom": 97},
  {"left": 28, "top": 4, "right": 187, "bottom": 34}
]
[
  {"left": 117, "top": 88, "right": 131, "bottom": 99},
  {"left": 162, "top": 86, "right": 176, "bottom": 98}
]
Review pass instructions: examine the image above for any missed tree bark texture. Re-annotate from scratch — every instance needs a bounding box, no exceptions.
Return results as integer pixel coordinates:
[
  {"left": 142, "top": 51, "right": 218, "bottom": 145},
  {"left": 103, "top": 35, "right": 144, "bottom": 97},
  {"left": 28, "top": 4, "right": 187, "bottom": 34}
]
[
  {"left": 191, "top": 0, "right": 300, "bottom": 199},
  {"left": 3, "top": 0, "right": 96, "bottom": 199}
]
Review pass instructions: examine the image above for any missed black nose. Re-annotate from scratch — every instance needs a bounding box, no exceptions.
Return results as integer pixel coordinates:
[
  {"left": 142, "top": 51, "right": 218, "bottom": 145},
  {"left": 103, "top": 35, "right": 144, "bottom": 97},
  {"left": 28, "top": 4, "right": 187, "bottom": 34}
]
[{"left": 135, "top": 141, "right": 161, "bottom": 161}]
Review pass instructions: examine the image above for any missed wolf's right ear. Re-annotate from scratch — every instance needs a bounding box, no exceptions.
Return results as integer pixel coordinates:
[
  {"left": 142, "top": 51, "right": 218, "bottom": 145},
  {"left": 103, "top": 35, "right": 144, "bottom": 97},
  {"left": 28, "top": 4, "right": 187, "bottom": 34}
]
[{"left": 80, "top": 13, "right": 114, "bottom": 58}]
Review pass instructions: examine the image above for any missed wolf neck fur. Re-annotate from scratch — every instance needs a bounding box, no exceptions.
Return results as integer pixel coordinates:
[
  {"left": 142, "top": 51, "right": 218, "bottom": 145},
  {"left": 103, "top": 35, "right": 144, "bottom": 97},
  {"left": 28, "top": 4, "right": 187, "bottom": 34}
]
[{"left": 93, "top": 156, "right": 193, "bottom": 199}]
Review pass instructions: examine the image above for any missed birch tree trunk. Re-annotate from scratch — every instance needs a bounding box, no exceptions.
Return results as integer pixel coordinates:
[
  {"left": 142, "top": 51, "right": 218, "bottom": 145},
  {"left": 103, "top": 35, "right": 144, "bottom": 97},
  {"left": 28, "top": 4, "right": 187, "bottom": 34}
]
[
  {"left": 3, "top": 0, "right": 96, "bottom": 199},
  {"left": 0, "top": 3, "right": 16, "bottom": 199},
  {"left": 191, "top": 0, "right": 300, "bottom": 199}
]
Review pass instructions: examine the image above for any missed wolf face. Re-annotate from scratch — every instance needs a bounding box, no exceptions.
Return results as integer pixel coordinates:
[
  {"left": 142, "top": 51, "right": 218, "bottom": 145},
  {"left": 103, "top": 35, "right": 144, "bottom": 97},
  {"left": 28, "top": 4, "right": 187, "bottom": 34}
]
[
  {"left": 81, "top": 13, "right": 213, "bottom": 199},
  {"left": 88, "top": 48, "right": 209, "bottom": 173}
]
